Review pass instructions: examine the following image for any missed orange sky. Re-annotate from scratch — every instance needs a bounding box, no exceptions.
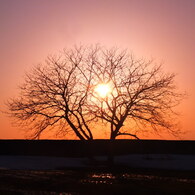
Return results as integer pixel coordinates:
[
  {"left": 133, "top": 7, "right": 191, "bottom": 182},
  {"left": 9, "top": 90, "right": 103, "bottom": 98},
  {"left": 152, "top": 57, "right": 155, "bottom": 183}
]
[{"left": 0, "top": 0, "right": 195, "bottom": 140}]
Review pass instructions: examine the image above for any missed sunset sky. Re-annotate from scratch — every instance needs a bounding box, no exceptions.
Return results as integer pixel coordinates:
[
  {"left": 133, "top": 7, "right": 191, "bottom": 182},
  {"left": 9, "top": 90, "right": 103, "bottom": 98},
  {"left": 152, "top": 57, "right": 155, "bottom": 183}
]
[{"left": 0, "top": 0, "right": 195, "bottom": 140}]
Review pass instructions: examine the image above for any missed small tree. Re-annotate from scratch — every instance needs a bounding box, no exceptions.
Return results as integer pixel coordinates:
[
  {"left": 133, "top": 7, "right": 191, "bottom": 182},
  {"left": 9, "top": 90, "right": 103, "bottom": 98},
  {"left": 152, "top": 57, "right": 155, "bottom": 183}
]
[{"left": 7, "top": 45, "right": 184, "bottom": 140}]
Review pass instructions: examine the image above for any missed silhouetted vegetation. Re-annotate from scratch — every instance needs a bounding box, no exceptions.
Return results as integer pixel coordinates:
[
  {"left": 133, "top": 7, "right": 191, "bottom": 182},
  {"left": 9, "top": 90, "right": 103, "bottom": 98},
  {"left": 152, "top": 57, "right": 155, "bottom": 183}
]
[
  {"left": 0, "top": 140, "right": 194, "bottom": 157},
  {"left": 7, "top": 45, "right": 184, "bottom": 140}
]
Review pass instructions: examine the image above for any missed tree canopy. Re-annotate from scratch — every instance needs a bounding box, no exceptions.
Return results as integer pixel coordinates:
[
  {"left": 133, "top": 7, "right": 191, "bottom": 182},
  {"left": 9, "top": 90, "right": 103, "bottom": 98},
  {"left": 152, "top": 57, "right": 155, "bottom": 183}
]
[{"left": 7, "top": 45, "right": 184, "bottom": 139}]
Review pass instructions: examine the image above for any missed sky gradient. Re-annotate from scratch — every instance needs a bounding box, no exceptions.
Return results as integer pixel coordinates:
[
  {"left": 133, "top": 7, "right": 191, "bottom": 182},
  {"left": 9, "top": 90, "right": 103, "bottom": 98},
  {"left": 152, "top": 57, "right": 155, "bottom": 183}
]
[{"left": 0, "top": 0, "right": 195, "bottom": 139}]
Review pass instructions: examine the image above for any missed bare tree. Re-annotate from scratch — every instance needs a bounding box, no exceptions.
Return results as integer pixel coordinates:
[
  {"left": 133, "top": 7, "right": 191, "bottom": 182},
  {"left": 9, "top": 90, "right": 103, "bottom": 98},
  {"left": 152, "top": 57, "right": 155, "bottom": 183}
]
[
  {"left": 7, "top": 45, "right": 184, "bottom": 140},
  {"left": 86, "top": 48, "right": 184, "bottom": 140},
  {"left": 7, "top": 46, "right": 94, "bottom": 140}
]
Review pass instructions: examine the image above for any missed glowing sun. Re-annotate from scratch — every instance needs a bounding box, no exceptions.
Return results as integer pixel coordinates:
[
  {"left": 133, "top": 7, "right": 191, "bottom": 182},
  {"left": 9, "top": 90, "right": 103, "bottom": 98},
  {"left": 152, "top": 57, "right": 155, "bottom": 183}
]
[{"left": 95, "top": 83, "right": 111, "bottom": 98}]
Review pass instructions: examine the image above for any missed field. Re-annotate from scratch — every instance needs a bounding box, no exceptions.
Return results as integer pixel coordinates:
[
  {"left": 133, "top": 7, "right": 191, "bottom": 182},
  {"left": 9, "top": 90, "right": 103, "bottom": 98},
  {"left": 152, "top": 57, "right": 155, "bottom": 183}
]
[
  {"left": 0, "top": 168, "right": 195, "bottom": 195},
  {"left": 0, "top": 140, "right": 194, "bottom": 194}
]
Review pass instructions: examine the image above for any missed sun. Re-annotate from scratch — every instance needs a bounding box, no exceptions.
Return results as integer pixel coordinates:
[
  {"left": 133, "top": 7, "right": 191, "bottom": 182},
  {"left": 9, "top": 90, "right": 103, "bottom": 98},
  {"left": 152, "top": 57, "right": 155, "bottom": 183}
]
[{"left": 95, "top": 83, "right": 111, "bottom": 98}]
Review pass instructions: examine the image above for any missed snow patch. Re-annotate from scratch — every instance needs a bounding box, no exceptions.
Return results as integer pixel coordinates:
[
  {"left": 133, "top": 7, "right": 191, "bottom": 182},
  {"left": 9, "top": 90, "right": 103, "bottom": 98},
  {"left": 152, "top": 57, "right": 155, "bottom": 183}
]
[{"left": 0, "top": 154, "right": 195, "bottom": 170}]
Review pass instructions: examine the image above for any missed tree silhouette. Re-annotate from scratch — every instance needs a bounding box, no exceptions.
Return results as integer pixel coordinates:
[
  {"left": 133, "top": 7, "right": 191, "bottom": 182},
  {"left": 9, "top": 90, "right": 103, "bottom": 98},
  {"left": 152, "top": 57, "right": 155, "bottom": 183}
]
[
  {"left": 7, "top": 47, "right": 94, "bottom": 140},
  {"left": 7, "top": 45, "right": 184, "bottom": 140},
  {"left": 86, "top": 48, "right": 183, "bottom": 139}
]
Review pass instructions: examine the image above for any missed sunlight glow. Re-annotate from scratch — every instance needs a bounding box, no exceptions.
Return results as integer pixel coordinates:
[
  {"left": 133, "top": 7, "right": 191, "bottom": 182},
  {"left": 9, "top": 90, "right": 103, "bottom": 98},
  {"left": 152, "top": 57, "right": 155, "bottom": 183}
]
[{"left": 95, "top": 83, "right": 111, "bottom": 98}]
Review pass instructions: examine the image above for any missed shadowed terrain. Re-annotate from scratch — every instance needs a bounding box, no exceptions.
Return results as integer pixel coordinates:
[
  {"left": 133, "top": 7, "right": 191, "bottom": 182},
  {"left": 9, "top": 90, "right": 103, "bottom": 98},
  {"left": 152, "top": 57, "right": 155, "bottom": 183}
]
[
  {"left": 0, "top": 168, "right": 195, "bottom": 194},
  {"left": 0, "top": 140, "right": 194, "bottom": 157},
  {"left": 0, "top": 140, "right": 194, "bottom": 194}
]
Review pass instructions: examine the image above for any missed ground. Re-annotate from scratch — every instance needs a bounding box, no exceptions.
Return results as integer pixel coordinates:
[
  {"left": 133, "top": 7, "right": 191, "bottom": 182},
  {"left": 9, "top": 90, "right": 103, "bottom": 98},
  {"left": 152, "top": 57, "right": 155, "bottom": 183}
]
[
  {"left": 0, "top": 168, "right": 195, "bottom": 195},
  {"left": 0, "top": 154, "right": 194, "bottom": 194}
]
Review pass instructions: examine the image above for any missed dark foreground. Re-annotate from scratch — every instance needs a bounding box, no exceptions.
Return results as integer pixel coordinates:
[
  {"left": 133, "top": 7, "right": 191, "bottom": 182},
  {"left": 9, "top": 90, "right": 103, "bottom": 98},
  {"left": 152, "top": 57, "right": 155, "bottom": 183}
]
[{"left": 0, "top": 168, "right": 195, "bottom": 195}]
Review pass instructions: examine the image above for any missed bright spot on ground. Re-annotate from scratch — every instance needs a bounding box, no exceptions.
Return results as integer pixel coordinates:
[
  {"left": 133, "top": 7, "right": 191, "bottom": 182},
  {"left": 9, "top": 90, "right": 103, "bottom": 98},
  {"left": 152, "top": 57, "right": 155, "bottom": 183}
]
[{"left": 95, "top": 83, "right": 111, "bottom": 98}]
